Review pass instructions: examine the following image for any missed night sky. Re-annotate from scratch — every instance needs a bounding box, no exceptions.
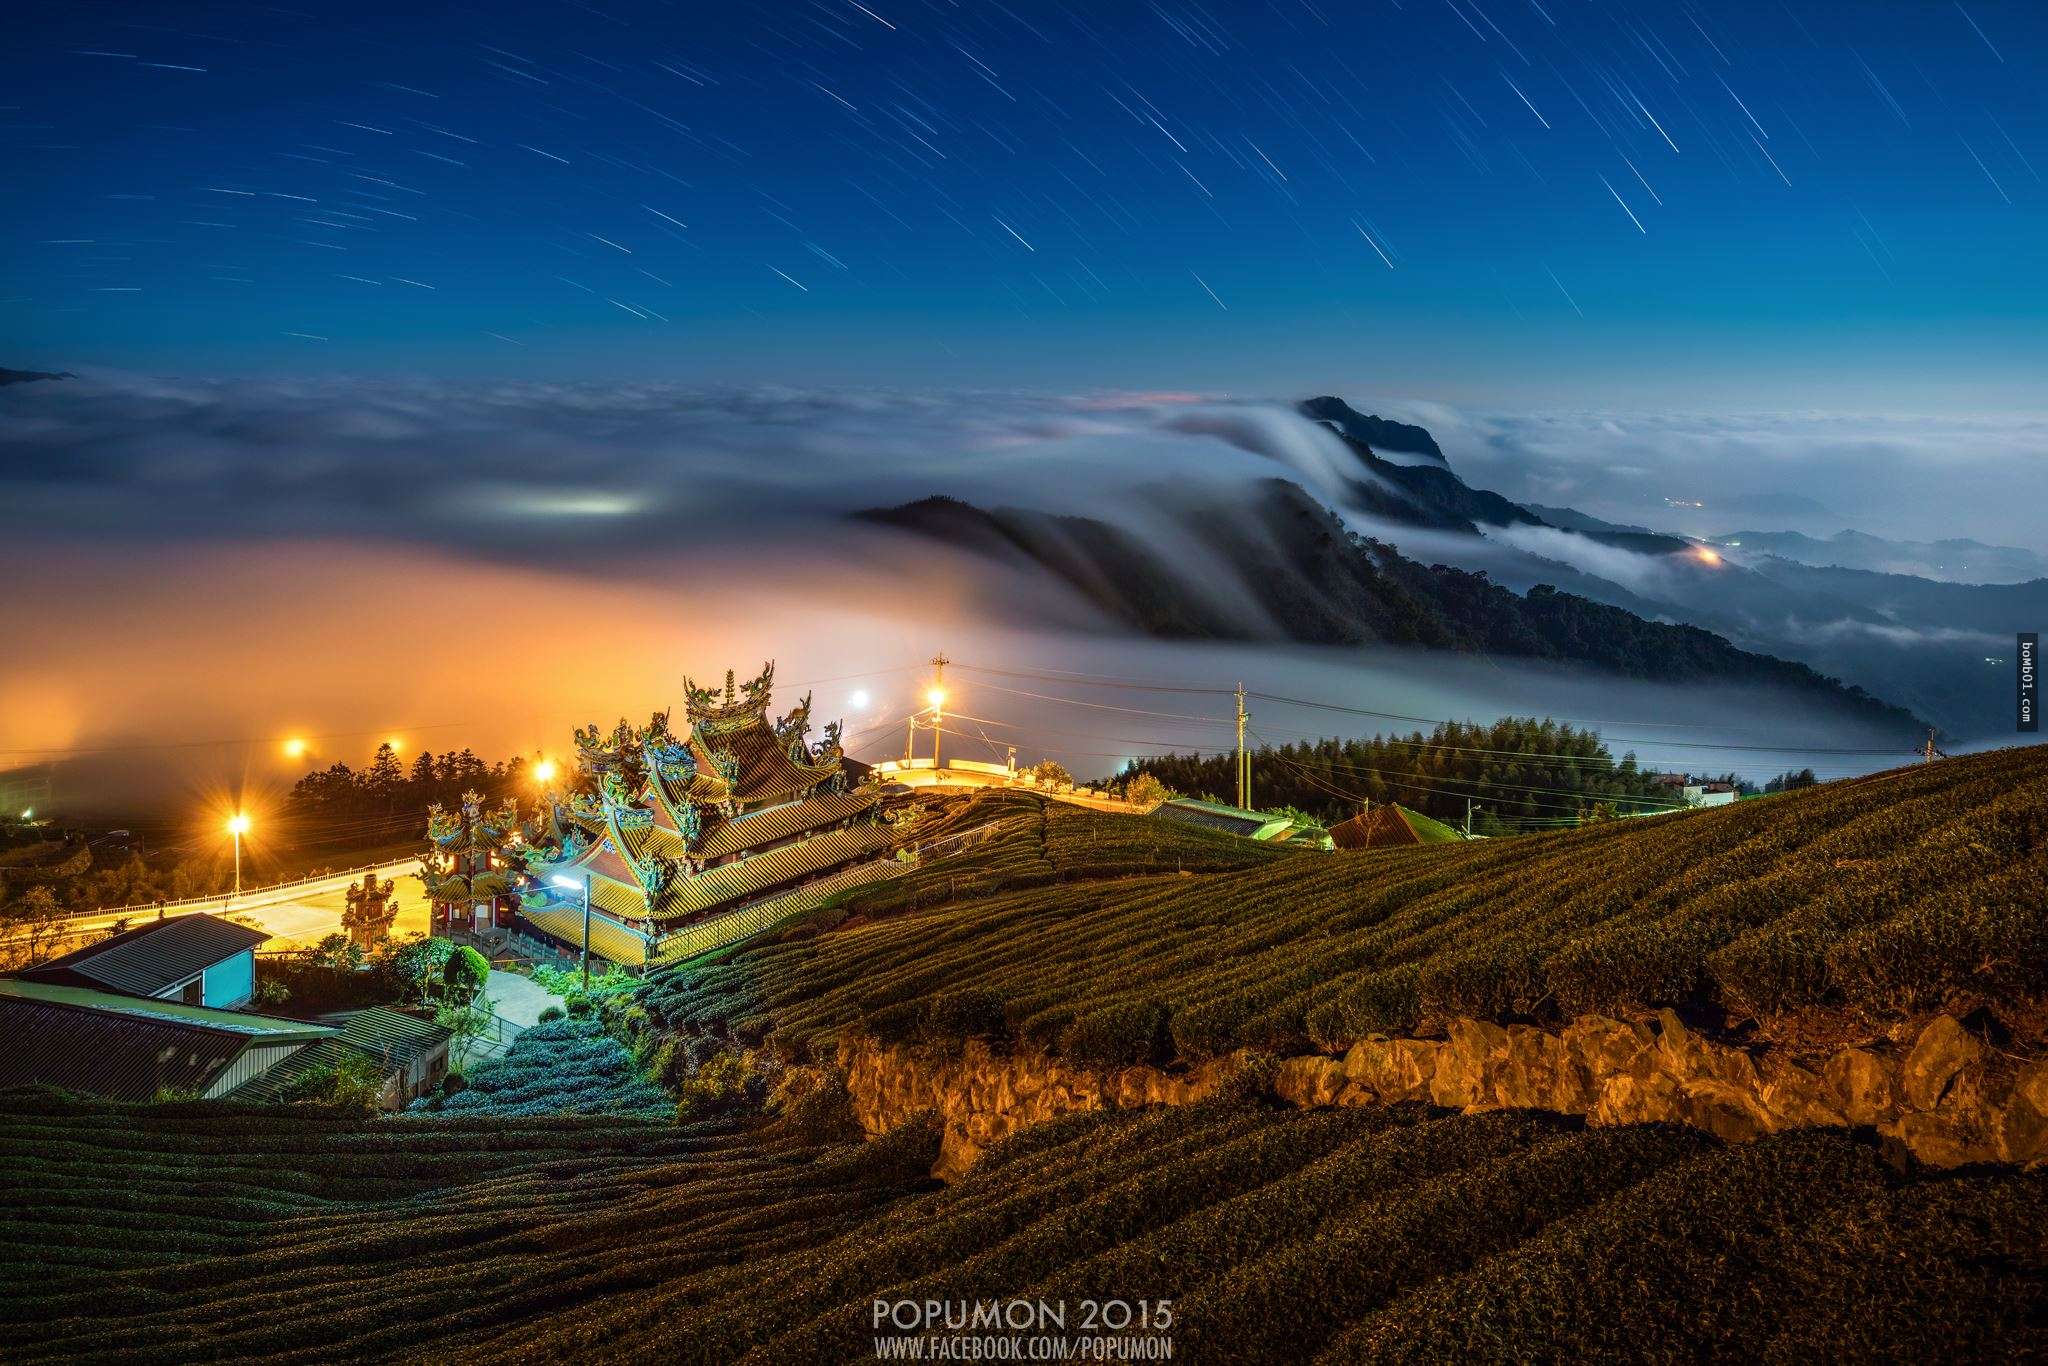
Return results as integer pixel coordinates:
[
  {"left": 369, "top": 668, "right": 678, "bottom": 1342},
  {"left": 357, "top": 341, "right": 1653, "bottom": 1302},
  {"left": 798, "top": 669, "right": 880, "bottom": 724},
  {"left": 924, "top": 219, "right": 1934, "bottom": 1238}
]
[{"left": 5, "top": 0, "right": 2044, "bottom": 404}]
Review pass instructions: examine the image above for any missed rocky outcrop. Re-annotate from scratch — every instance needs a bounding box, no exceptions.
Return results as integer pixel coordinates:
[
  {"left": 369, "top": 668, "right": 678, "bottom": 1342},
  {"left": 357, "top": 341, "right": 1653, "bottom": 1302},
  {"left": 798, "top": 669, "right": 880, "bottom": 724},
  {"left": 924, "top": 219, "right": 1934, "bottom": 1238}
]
[
  {"left": 841, "top": 1011, "right": 2048, "bottom": 1179},
  {"left": 1278, "top": 1010, "right": 2042, "bottom": 1169},
  {"left": 837, "top": 1036, "right": 1235, "bottom": 1179}
]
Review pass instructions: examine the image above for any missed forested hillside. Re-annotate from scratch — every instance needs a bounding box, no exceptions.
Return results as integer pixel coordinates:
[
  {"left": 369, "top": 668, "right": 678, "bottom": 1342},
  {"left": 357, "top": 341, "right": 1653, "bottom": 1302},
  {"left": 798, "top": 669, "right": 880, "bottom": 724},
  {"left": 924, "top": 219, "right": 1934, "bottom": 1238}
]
[
  {"left": 4, "top": 1090, "right": 2041, "bottom": 1363},
  {"left": 1128, "top": 717, "right": 1682, "bottom": 831}
]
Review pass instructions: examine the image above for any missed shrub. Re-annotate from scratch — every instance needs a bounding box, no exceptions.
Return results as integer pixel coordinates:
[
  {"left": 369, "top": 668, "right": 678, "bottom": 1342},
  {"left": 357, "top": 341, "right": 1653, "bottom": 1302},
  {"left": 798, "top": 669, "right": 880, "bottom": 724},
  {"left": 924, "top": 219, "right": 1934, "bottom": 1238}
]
[
  {"left": 1059, "top": 999, "right": 1169, "bottom": 1068},
  {"left": 537, "top": 1004, "right": 565, "bottom": 1023}
]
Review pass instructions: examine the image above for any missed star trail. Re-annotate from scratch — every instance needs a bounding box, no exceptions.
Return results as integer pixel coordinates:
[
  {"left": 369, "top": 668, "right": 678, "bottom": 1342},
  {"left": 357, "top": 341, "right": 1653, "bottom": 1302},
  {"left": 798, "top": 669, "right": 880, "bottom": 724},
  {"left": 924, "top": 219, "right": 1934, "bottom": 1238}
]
[{"left": 2, "top": 1, "right": 2043, "bottom": 400}]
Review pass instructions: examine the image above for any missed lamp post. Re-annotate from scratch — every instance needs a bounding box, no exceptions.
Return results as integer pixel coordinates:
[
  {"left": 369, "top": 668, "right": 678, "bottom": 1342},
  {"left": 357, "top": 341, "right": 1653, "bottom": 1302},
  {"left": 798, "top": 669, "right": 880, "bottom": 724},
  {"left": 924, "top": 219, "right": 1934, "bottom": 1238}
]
[
  {"left": 227, "top": 813, "right": 251, "bottom": 897},
  {"left": 552, "top": 873, "right": 591, "bottom": 990}
]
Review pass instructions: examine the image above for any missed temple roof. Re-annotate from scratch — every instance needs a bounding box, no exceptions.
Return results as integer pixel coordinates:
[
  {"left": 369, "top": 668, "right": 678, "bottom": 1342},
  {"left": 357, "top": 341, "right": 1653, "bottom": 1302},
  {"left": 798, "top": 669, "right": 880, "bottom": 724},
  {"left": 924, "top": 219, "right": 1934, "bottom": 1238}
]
[{"left": 688, "top": 714, "right": 838, "bottom": 806}]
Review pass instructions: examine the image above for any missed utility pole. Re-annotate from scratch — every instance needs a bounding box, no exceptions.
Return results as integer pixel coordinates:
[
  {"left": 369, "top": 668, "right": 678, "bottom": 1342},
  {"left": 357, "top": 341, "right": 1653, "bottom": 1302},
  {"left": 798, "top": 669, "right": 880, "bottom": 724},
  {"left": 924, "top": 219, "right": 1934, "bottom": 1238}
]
[
  {"left": 1923, "top": 727, "right": 1946, "bottom": 763},
  {"left": 1235, "top": 683, "right": 1249, "bottom": 809},
  {"left": 929, "top": 654, "right": 949, "bottom": 772},
  {"left": 1464, "top": 796, "right": 1473, "bottom": 837},
  {"left": 580, "top": 873, "right": 592, "bottom": 992}
]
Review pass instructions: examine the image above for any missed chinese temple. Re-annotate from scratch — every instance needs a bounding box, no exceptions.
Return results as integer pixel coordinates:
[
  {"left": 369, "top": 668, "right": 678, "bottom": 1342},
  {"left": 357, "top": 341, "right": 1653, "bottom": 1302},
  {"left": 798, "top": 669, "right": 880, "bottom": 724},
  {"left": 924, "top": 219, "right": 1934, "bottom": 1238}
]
[
  {"left": 512, "top": 662, "right": 902, "bottom": 969},
  {"left": 422, "top": 791, "right": 523, "bottom": 934}
]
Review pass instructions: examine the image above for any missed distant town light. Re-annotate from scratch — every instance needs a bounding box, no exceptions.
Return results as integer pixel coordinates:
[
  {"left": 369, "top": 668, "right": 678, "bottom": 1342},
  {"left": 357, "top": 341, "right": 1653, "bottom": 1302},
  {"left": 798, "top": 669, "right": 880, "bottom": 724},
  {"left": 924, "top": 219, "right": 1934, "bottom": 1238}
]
[
  {"left": 19, "top": 808, "right": 31, "bottom": 820},
  {"left": 1692, "top": 546, "right": 1723, "bottom": 566},
  {"left": 533, "top": 758, "right": 559, "bottom": 784}
]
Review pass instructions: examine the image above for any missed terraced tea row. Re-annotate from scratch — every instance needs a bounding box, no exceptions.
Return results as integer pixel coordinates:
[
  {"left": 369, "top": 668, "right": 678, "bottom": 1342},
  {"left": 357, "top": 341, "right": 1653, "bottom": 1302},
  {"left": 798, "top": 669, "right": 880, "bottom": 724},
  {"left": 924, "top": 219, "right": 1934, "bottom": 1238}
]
[
  {"left": 640, "top": 748, "right": 2047, "bottom": 1067},
  {"left": 3, "top": 1092, "right": 2040, "bottom": 1362}
]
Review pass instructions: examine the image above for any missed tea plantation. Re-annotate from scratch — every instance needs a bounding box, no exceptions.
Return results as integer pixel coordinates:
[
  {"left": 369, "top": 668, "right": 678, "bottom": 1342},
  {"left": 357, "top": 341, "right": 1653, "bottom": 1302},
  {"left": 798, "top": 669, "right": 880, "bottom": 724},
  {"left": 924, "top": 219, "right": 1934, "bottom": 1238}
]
[
  {"left": 2, "top": 1090, "right": 2041, "bottom": 1362},
  {"left": 639, "top": 746, "right": 2047, "bottom": 1066}
]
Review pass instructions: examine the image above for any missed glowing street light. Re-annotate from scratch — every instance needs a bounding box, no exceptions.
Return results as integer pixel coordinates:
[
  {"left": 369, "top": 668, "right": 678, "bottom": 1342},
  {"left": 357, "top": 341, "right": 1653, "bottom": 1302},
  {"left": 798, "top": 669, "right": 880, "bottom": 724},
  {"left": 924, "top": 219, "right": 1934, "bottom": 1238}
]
[
  {"left": 925, "top": 687, "right": 946, "bottom": 709},
  {"left": 226, "top": 812, "right": 251, "bottom": 896},
  {"left": 552, "top": 873, "right": 593, "bottom": 989},
  {"left": 533, "top": 758, "right": 559, "bottom": 786}
]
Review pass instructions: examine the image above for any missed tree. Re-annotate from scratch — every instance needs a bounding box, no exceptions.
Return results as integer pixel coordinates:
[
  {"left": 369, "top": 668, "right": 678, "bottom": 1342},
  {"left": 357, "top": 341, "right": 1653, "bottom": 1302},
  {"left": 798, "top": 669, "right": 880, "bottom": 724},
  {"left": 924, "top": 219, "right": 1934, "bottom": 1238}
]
[
  {"left": 1125, "top": 772, "right": 1169, "bottom": 807},
  {"left": 1032, "top": 760, "right": 1073, "bottom": 791},
  {"left": 408, "top": 752, "right": 436, "bottom": 787},
  {"left": 443, "top": 944, "right": 491, "bottom": 1004},
  {"left": 5, "top": 886, "right": 70, "bottom": 967},
  {"left": 437, "top": 989, "right": 499, "bottom": 1070},
  {"left": 310, "top": 932, "right": 364, "bottom": 970},
  {"left": 1765, "top": 768, "right": 1819, "bottom": 794},
  {"left": 390, "top": 935, "right": 455, "bottom": 1005},
  {"left": 366, "top": 743, "right": 405, "bottom": 807}
]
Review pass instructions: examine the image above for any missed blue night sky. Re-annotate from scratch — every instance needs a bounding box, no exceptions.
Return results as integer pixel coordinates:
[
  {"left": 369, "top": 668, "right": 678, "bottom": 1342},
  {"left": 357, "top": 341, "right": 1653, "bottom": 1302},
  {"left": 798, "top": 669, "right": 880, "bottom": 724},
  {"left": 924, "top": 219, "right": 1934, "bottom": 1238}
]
[{"left": 3, "top": 0, "right": 2045, "bottom": 405}]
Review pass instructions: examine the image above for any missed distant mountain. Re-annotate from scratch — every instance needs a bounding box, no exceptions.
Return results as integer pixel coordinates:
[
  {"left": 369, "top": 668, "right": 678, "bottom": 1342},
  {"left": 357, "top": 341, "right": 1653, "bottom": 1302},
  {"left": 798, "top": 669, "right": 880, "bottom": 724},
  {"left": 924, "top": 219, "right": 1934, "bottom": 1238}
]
[
  {"left": 0, "top": 367, "right": 73, "bottom": 386},
  {"left": 1298, "top": 395, "right": 1444, "bottom": 462},
  {"left": 1521, "top": 504, "right": 1657, "bottom": 536},
  {"left": 1298, "top": 399, "right": 1544, "bottom": 534},
  {"left": 857, "top": 483, "right": 1921, "bottom": 732},
  {"left": 1716, "top": 529, "right": 2048, "bottom": 585}
]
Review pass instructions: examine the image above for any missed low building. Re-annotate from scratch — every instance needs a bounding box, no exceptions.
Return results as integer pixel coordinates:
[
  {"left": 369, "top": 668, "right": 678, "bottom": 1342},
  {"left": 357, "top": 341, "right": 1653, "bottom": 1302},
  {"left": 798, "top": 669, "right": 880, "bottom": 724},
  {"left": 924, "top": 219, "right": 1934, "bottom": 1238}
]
[
  {"left": 1152, "top": 796, "right": 1326, "bottom": 845},
  {"left": 19, "top": 912, "right": 267, "bottom": 1009},
  {"left": 228, "top": 1007, "right": 451, "bottom": 1106},
  {"left": 0, "top": 977, "right": 334, "bottom": 1100},
  {"left": 1328, "top": 803, "right": 1465, "bottom": 849},
  {"left": 4, "top": 914, "right": 452, "bottom": 1109}
]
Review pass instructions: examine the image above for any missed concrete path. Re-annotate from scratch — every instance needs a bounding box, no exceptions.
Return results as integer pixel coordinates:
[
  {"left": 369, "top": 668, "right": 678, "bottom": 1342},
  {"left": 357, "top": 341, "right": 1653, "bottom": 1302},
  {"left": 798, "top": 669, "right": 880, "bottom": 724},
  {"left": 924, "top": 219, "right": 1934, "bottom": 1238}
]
[{"left": 484, "top": 969, "right": 565, "bottom": 1029}]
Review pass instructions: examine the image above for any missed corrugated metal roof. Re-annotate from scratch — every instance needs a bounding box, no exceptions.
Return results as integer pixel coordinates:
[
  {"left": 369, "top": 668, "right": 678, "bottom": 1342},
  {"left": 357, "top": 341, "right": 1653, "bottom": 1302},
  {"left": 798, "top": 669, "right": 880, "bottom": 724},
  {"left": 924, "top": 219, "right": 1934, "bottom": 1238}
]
[
  {"left": 223, "top": 1037, "right": 359, "bottom": 1103},
  {"left": 0, "top": 998, "right": 251, "bottom": 1100},
  {"left": 0, "top": 982, "right": 328, "bottom": 1101},
  {"left": 323, "top": 1007, "right": 451, "bottom": 1065},
  {"left": 21, "top": 912, "right": 268, "bottom": 998},
  {"left": 0, "top": 978, "right": 332, "bottom": 1037}
]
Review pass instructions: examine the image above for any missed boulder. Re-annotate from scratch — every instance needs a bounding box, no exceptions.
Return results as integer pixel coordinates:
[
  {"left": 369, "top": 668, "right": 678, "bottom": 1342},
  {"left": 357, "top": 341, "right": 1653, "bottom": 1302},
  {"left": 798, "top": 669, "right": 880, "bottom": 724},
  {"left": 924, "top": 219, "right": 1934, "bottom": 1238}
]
[
  {"left": 1823, "top": 1047, "right": 1899, "bottom": 1127},
  {"left": 1759, "top": 1058, "right": 1845, "bottom": 1129},
  {"left": 1902, "top": 1015, "right": 1983, "bottom": 1112},
  {"left": 1997, "top": 1060, "right": 2048, "bottom": 1165},
  {"left": 1682, "top": 1079, "right": 1778, "bottom": 1143}
]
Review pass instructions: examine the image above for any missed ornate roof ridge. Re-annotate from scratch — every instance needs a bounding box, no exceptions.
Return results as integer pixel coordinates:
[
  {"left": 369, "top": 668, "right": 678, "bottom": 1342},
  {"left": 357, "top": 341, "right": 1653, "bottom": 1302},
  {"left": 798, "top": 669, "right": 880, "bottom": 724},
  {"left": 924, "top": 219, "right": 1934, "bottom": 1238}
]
[{"left": 682, "top": 661, "right": 776, "bottom": 724}]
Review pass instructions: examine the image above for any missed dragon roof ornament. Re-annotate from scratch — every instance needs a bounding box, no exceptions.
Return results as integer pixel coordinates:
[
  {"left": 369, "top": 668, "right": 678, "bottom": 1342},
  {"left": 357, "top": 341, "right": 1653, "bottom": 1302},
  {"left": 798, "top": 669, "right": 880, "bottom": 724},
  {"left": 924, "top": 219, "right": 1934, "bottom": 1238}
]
[{"left": 683, "top": 660, "right": 776, "bottom": 727}]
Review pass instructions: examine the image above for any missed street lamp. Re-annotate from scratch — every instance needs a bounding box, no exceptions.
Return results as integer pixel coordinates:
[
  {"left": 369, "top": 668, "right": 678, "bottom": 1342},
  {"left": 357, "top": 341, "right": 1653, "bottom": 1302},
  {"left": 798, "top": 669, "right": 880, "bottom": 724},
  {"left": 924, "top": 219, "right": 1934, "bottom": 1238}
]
[
  {"left": 227, "top": 813, "right": 251, "bottom": 897},
  {"left": 533, "top": 758, "right": 558, "bottom": 786},
  {"left": 551, "top": 873, "right": 592, "bottom": 990}
]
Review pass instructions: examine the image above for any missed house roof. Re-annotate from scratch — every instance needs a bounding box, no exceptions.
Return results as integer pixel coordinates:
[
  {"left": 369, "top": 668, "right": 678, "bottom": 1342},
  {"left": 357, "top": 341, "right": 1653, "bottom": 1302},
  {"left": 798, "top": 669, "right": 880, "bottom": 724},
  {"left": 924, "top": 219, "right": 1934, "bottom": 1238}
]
[
  {"left": 323, "top": 1007, "right": 452, "bottom": 1066},
  {"left": 1328, "top": 804, "right": 1463, "bottom": 850},
  {"left": 226, "top": 1009, "right": 452, "bottom": 1103},
  {"left": 21, "top": 912, "right": 267, "bottom": 998},
  {"left": 1153, "top": 797, "right": 1304, "bottom": 842},
  {"left": 0, "top": 979, "right": 331, "bottom": 1102},
  {"left": 0, "top": 978, "right": 327, "bottom": 1038},
  {"left": 222, "top": 1037, "right": 363, "bottom": 1104}
]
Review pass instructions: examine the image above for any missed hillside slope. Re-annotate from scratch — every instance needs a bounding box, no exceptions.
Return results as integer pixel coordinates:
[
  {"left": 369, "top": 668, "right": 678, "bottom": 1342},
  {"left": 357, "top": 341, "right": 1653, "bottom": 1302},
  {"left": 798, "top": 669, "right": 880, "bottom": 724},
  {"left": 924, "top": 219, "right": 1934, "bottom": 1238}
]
[
  {"left": 3, "top": 1091, "right": 2041, "bottom": 1363},
  {"left": 642, "top": 747, "right": 2046, "bottom": 1064}
]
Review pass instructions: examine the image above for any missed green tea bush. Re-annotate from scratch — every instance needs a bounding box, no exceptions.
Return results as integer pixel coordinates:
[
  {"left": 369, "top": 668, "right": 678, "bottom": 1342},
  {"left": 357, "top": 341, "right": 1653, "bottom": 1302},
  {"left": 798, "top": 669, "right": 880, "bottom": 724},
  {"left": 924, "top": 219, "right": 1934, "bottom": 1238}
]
[{"left": 633, "top": 750, "right": 2044, "bottom": 1069}]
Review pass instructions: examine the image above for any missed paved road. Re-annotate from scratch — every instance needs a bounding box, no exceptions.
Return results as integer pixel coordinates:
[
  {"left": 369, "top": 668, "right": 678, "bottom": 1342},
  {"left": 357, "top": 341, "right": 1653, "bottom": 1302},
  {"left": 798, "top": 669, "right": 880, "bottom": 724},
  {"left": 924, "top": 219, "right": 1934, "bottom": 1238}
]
[{"left": 21, "top": 859, "right": 429, "bottom": 951}]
